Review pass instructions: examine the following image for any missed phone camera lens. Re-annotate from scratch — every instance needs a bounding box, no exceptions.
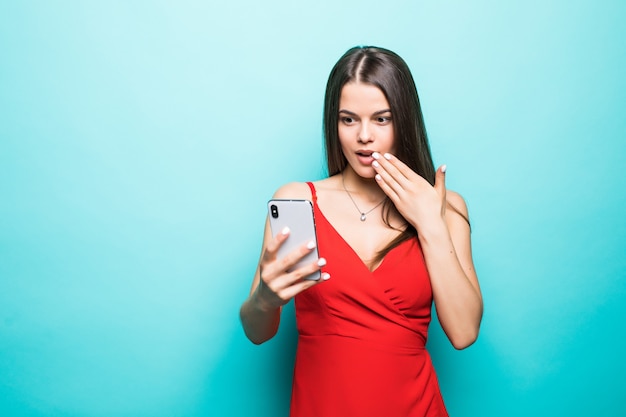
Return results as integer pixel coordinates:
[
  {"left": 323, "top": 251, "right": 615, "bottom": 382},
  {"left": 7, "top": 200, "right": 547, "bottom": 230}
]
[{"left": 270, "top": 204, "right": 279, "bottom": 219}]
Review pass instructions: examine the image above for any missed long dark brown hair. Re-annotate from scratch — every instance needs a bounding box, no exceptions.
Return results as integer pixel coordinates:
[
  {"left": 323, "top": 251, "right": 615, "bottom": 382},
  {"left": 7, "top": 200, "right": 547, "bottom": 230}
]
[{"left": 323, "top": 46, "right": 467, "bottom": 262}]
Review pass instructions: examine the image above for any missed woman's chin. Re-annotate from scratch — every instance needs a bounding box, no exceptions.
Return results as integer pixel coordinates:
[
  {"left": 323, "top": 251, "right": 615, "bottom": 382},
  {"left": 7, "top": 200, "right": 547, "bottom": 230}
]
[{"left": 352, "top": 168, "right": 377, "bottom": 180}]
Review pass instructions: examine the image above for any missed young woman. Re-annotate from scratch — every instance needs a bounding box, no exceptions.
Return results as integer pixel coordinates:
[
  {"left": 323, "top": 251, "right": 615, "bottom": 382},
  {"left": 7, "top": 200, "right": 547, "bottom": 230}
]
[{"left": 240, "top": 46, "right": 482, "bottom": 417}]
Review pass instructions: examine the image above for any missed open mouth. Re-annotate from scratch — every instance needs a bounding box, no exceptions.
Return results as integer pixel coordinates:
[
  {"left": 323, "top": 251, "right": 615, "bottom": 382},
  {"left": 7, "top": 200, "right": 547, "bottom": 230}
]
[{"left": 355, "top": 150, "right": 376, "bottom": 166}]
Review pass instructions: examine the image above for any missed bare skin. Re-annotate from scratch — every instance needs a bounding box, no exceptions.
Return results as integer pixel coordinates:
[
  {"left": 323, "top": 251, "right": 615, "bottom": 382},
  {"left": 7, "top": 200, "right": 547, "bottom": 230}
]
[{"left": 240, "top": 81, "right": 482, "bottom": 348}]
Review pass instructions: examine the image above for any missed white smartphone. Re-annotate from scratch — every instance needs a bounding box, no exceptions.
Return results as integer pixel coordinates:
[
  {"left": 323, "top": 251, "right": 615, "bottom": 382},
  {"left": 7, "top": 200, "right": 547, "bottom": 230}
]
[{"left": 267, "top": 199, "right": 321, "bottom": 281}]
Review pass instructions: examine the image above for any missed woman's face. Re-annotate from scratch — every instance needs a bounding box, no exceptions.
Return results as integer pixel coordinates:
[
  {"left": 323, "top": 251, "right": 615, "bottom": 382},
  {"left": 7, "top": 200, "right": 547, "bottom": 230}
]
[{"left": 338, "top": 82, "right": 395, "bottom": 178}]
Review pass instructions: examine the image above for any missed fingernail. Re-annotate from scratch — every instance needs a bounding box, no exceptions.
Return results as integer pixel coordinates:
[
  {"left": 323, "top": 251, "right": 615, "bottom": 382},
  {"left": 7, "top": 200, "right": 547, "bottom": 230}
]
[
  {"left": 372, "top": 152, "right": 380, "bottom": 159},
  {"left": 317, "top": 258, "right": 327, "bottom": 267},
  {"left": 441, "top": 164, "right": 447, "bottom": 173},
  {"left": 372, "top": 160, "right": 380, "bottom": 168},
  {"left": 322, "top": 272, "right": 331, "bottom": 280},
  {"left": 281, "top": 226, "right": 290, "bottom": 235},
  {"left": 383, "top": 153, "right": 392, "bottom": 160},
  {"left": 375, "top": 174, "right": 382, "bottom": 181},
  {"left": 306, "top": 240, "right": 316, "bottom": 249}
]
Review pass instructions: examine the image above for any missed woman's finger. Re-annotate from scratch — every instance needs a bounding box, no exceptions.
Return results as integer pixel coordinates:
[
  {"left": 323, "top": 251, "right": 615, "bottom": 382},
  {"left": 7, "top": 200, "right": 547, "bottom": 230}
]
[
  {"left": 262, "top": 237, "right": 318, "bottom": 280},
  {"left": 262, "top": 226, "right": 291, "bottom": 262},
  {"left": 279, "top": 258, "right": 330, "bottom": 292},
  {"left": 372, "top": 152, "right": 411, "bottom": 189},
  {"left": 434, "top": 164, "right": 447, "bottom": 197},
  {"left": 277, "top": 271, "right": 331, "bottom": 301},
  {"left": 276, "top": 240, "right": 319, "bottom": 273},
  {"left": 262, "top": 257, "right": 329, "bottom": 305},
  {"left": 378, "top": 152, "right": 415, "bottom": 179}
]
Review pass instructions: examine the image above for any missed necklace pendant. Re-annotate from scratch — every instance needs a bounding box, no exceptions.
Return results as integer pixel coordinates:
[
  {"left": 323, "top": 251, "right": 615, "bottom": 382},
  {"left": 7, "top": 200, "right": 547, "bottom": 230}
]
[{"left": 360, "top": 213, "right": 367, "bottom": 221}]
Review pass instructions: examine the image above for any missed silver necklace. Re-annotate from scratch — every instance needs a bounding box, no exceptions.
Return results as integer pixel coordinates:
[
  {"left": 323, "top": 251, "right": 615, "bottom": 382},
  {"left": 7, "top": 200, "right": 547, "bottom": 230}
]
[{"left": 342, "top": 172, "right": 386, "bottom": 221}]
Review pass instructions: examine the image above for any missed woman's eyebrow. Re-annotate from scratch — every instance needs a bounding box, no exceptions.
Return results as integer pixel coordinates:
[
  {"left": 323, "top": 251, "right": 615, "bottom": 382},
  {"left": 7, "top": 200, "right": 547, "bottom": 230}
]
[{"left": 338, "top": 109, "right": 391, "bottom": 116}]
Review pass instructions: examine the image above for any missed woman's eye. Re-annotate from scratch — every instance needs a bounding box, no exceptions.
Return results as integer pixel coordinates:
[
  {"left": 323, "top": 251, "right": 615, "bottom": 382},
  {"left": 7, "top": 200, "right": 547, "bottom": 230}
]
[
  {"left": 377, "top": 116, "right": 391, "bottom": 124},
  {"left": 341, "top": 117, "right": 354, "bottom": 124}
]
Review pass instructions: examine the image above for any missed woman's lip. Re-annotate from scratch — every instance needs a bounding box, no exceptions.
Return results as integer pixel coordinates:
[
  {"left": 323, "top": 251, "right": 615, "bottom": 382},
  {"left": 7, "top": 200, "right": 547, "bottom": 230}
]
[{"left": 356, "top": 152, "right": 375, "bottom": 165}]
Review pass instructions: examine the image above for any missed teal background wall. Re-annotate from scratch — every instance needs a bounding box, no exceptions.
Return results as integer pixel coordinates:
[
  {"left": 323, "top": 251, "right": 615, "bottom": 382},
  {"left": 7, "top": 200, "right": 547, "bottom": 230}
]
[{"left": 1, "top": 1, "right": 625, "bottom": 416}]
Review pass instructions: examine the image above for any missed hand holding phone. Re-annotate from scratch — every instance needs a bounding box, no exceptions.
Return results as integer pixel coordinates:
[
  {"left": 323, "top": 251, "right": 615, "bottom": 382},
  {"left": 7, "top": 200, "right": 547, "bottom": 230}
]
[{"left": 268, "top": 199, "right": 321, "bottom": 281}]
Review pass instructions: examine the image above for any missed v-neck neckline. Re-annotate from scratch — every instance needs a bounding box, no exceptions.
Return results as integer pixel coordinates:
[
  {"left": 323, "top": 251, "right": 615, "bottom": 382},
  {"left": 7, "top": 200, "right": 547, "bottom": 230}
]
[{"left": 314, "top": 203, "right": 407, "bottom": 274}]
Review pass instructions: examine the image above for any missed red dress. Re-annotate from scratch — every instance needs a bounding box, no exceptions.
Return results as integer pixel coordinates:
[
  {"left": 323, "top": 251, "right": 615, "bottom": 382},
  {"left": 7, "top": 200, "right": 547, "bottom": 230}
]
[{"left": 290, "top": 182, "right": 448, "bottom": 417}]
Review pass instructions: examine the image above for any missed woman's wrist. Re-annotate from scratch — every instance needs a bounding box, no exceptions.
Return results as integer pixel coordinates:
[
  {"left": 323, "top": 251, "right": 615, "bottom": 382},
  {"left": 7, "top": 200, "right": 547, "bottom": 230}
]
[
  {"left": 249, "top": 286, "right": 279, "bottom": 314},
  {"left": 416, "top": 217, "right": 450, "bottom": 245}
]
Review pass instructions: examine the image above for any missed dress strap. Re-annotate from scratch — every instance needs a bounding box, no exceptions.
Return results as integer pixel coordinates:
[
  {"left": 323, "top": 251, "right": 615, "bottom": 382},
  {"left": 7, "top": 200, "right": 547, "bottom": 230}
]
[{"left": 306, "top": 182, "right": 317, "bottom": 204}]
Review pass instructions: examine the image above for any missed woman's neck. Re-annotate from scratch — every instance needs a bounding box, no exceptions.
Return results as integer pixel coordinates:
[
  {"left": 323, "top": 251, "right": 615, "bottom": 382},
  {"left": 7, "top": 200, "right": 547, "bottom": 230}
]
[{"left": 340, "top": 167, "right": 386, "bottom": 203}]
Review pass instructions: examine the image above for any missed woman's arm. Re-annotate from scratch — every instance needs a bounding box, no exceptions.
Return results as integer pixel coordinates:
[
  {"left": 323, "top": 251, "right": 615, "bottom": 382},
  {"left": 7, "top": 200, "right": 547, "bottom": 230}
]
[
  {"left": 239, "top": 183, "right": 329, "bottom": 345},
  {"left": 417, "top": 191, "right": 482, "bottom": 349},
  {"left": 239, "top": 224, "right": 285, "bottom": 345},
  {"left": 371, "top": 153, "right": 483, "bottom": 349}
]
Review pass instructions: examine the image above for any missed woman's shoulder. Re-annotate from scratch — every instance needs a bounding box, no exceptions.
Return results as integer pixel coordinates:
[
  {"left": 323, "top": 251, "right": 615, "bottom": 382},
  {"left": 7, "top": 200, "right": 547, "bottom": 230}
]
[
  {"left": 272, "top": 177, "right": 338, "bottom": 200},
  {"left": 446, "top": 190, "right": 468, "bottom": 215},
  {"left": 445, "top": 189, "right": 471, "bottom": 228},
  {"left": 272, "top": 181, "right": 314, "bottom": 200}
]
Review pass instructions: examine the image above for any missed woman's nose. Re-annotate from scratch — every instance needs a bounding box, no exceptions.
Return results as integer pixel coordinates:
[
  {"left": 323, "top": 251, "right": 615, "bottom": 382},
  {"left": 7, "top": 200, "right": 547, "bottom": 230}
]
[{"left": 358, "top": 123, "right": 373, "bottom": 143}]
